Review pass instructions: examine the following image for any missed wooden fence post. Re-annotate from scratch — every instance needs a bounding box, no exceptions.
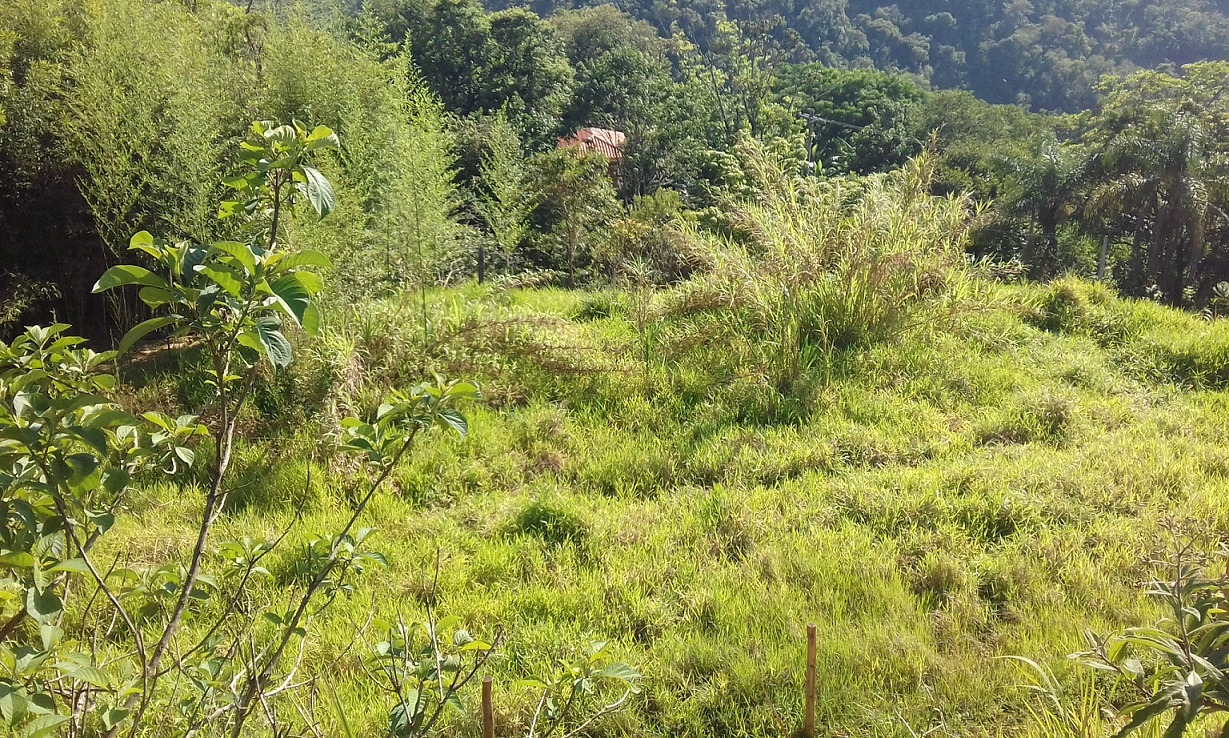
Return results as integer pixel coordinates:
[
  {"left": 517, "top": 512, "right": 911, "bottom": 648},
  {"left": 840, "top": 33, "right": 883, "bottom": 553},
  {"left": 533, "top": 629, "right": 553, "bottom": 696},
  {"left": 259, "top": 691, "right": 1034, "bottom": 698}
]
[
  {"left": 805, "top": 623, "right": 817, "bottom": 738},
  {"left": 482, "top": 675, "right": 495, "bottom": 738}
]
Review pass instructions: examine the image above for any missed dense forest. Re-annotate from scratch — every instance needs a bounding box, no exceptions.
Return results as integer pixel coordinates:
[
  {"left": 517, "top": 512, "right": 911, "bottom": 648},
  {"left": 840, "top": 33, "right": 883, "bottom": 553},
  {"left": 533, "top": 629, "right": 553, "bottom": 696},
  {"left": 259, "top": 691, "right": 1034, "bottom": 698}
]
[
  {"left": 476, "top": 0, "right": 1229, "bottom": 111},
  {"left": 7, "top": 0, "right": 1229, "bottom": 736}
]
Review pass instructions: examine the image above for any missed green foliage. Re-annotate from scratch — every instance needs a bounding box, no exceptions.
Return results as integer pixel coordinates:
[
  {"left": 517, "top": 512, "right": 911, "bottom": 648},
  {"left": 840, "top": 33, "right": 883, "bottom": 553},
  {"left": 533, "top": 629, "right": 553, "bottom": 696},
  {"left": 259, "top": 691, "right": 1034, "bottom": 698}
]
[
  {"left": 1073, "top": 545, "right": 1229, "bottom": 738},
  {"left": 474, "top": 111, "right": 532, "bottom": 274},
  {"left": 1076, "top": 63, "right": 1229, "bottom": 303},
  {"left": 603, "top": 189, "right": 694, "bottom": 284},
  {"left": 547, "top": 0, "right": 1229, "bottom": 113},
  {"left": 58, "top": 269, "right": 1229, "bottom": 737},
  {"left": 368, "top": 615, "right": 497, "bottom": 737},
  {"left": 776, "top": 63, "right": 925, "bottom": 174},
  {"left": 527, "top": 148, "right": 620, "bottom": 286},
  {"left": 0, "top": 324, "right": 204, "bottom": 735},
  {"left": 371, "top": 0, "right": 574, "bottom": 145},
  {"left": 516, "top": 641, "right": 642, "bottom": 736},
  {"left": 94, "top": 120, "right": 337, "bottom": 369},
  {"left": 0, "top": 0, "right": 466, "bottom": 335}
]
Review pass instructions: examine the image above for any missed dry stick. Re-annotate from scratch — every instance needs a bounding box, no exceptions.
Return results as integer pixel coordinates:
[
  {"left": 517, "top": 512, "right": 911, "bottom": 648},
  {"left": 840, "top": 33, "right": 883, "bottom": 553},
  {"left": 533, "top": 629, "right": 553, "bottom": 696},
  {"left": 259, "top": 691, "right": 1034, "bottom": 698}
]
[
  {"left": 482, "top": 676, "right": 495, "bottom": 738},
  {"left": 805, "top": 623, "right": 817, "bottom": 738}
]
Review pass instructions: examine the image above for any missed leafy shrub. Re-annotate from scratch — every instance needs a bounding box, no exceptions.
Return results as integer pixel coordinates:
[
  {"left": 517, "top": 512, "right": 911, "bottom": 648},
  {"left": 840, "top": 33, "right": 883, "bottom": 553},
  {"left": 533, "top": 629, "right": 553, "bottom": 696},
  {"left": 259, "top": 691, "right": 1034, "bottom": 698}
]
[
  {"left": 0, "top": 272, "right": 58, "bottom": 338},
  {"left": 1061, "top": 544, "right": 1229, "bottom": 738},
  {"left": 1027, "top": 277, "right": 1139, "bottom": 344},
  {"left": 601, "top": 188, "right": 698, "bottom": 284}
]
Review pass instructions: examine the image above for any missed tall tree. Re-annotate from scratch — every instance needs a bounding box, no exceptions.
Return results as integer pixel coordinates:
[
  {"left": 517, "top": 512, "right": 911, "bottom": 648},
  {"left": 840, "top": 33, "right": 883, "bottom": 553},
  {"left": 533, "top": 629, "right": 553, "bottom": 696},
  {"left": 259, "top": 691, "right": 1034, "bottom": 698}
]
[
  {"left": 528, "top": 148, "right": 620, "bottom": 286},
  {"left": 1000, "top": 138, "right": 1088, "bottom": 279},
  {"left": 474, "top": 111, "right": 531, "bottom": 273},
  {"left": 1081, "top": 63, "right": 1229, "bottom": 302}
]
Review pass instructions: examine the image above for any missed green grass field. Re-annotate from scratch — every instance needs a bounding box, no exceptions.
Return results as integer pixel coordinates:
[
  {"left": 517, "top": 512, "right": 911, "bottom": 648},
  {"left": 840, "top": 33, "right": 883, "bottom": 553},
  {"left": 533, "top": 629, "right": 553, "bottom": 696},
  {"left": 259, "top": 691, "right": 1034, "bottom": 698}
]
[{"left": 108, "top": 277, "right": 1229, "bottom": 737}]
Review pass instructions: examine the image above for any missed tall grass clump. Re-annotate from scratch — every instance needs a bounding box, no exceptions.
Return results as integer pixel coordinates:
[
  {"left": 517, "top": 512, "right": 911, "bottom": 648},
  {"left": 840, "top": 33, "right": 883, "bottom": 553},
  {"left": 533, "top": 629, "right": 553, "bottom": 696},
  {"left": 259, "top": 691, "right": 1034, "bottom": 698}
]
[{"left": 674, "top": 141, "right": 977, "bottom": 386}]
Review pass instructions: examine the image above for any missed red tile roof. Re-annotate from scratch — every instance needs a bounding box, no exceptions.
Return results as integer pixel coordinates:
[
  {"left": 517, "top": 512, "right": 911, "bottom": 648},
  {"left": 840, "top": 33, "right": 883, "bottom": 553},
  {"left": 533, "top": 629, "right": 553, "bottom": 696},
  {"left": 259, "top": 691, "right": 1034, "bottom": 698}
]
[{"left": 557, "top": 127, "right": 626, "bottom": 161}]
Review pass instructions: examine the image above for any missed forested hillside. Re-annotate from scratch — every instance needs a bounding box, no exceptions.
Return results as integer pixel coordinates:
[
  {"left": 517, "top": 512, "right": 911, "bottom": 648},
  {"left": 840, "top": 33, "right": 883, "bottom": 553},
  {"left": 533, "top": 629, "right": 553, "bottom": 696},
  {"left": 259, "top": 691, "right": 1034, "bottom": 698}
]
[{"left": 483, "top": 0, "right": 1229, "bottom": 111}]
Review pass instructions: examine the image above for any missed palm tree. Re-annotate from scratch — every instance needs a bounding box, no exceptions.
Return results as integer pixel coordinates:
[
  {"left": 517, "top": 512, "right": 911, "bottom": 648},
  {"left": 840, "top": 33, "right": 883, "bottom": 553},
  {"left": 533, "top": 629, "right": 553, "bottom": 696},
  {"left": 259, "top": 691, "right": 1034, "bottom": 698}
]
[
  {"left": 1000, "top": 138, "right": 1088, "bottom": 279},
  {"left": 1090, "top": 109, "right": 1227, "bottom": 304}
]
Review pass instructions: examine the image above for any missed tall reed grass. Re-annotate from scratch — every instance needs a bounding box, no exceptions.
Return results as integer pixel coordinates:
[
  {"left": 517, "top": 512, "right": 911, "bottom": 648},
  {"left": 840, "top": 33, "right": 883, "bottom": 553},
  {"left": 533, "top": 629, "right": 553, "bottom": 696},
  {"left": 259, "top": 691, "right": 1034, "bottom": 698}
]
[{"left": 673, "top": 141, "right": 979, "bottom": 386}]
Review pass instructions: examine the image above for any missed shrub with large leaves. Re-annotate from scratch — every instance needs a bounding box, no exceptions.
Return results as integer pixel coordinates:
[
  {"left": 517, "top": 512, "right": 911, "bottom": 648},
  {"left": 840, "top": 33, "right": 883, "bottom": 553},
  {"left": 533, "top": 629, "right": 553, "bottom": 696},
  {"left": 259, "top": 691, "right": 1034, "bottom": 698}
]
[
  {"left": 0, "top": 324, "right": 204, "bottom": 736},
  {"left": 93, "top": 120, "right": 338, "bottom": 370}
]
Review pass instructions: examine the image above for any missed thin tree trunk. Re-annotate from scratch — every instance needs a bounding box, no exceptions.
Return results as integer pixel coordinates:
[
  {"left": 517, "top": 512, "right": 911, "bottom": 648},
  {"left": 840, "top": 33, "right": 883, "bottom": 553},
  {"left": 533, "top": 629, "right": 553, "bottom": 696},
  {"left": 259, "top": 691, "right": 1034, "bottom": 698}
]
[
  {"left": 1127, "top": 226, "right": 1147, "bottom": 296},
  {"left": 1021, "top": 219, "right": 1039, "bottom": 279},
  {"left": 1186, "top": 208, "right": 1206, "bottom": 293},
  {"left": 1097, "top": 235, "right": 1109, "bottom": 281},
  {"left": 1148, "top": 202, "right": 1171, "bottom": 299}
]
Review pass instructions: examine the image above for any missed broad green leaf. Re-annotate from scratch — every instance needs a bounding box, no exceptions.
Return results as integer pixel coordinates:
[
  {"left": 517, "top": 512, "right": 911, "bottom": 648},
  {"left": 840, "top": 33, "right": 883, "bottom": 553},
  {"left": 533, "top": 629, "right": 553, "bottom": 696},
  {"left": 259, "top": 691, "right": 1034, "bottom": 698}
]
[
  {"left": 38, "top": 625, "right": 61, "bottom": 651},
  {"left": 54, "top": 661, "right": 111, "bottom": 689},
  {"left": 0, "top": 687, "right": 27, "bottom": 724},
  {"left": 118, "top": 316, "right": 180, "bottom": 355},
  {"left": 302, "top": 302, "right": 321, "bottom": 336},
  {"left": 174, "top": 446, "right": 195, "bottom": 467},
  {"left": 446, "top": 382, "right": 481, "bottom": 401},
  {"left": 23, "top": 714, "right": 70, "bottom": 738},
  {"left": 300, "top": 166, "right": 335, "bottom": 217},
  {"left": 48, "top": 559, "right": 90, "bottom": 575},
  {"left": 101, "top": 708, "right": 129, "bottom": 731},
  {"left": 25, "top": 588, "right": 61, "bottom": 625},
  {"left": 126, "top": 232, "right": 163, "bottom": 261},
  {"left": 436, "top": 408, "right": 468, "bottom": 438},
  {"left": 265, "top": 124, "right": 297, "bottom": 145},
  {"left": 292, "top": 270, "right": 323, "bottom": 295},
  {"left": 255, "top": 317, "right": 292, "bottom": 369},
  {"left": 92, "top": 265, "right": 168, "bottom": 293},
  {"left": 221, "top": 174, "right": 255, "bottom": 190},
  {"left": 218, "top": 200, "right": 245, "bottom": 219},
  {"left": 305, "top": 125, "right": 339, "bottom": 150},
  {"left": 68, "top": 427, "right": 108, "bottom": 455},
  {"left": 0, "top": 553, "right": 35, "bottom": 569},
  {"left": 278, "top": 250, "right": 332, "bottom": 270},
  {"left": 596, "top": 662, "right": 642, "bottom": 686},
  {"left": 137, "top": 286, "right": 175, "bottom": 308},
  {"left": 270, "top": 275, "right": 310, "bottom": 326},
  {"left": 201, "top": 264, "right": 243, "bottom": 297},
  {"left": 209, "top": 241, "right": 257, "bottom": 275},
  {"left": 237, "top": 329, "right": 262, "bottom": 355},
  {"left": 1115, "top": 696, "right": 1178, "bottom": 738}
]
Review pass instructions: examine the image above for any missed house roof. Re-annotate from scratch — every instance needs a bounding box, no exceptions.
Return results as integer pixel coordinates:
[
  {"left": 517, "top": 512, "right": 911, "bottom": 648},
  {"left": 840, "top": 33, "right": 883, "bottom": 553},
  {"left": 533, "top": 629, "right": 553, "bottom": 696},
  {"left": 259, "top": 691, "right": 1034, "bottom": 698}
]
[{"left": 557, "top": 127, "right": 626, "bottom": 161}]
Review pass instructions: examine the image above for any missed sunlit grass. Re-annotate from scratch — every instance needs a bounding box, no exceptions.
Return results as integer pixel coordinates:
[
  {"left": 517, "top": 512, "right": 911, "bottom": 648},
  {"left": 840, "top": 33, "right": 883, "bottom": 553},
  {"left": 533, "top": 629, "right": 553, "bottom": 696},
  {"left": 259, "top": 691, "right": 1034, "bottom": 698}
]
[{"left": 109, "top": 278, "right": 1229, "bottom": 737}]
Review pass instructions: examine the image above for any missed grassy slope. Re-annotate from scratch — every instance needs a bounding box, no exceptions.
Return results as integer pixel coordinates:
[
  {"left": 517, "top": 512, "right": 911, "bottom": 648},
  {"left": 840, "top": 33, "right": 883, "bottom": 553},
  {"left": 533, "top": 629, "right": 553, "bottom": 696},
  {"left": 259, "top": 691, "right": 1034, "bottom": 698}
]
[{"left": 113, "top": 278, "right": 1229, "bottom": 737}]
